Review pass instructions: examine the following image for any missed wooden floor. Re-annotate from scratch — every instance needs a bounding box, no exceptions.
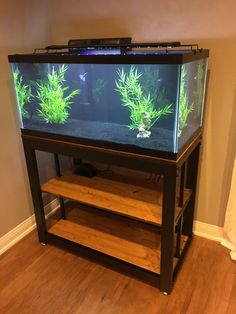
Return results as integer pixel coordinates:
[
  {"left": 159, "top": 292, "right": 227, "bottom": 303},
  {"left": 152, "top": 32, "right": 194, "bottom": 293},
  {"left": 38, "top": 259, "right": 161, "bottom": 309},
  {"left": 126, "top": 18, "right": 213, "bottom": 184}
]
[{"left": 0, "top": 233, "right": 235, "bottom": 314}]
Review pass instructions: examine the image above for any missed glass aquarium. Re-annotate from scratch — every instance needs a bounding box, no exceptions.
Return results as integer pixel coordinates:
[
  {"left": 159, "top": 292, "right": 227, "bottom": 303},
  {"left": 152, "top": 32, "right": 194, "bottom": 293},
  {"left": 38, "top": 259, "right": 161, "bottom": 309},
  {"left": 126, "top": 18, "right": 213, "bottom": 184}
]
[{"left": 8, "top": 47, "right": 208, "bottom": 157}]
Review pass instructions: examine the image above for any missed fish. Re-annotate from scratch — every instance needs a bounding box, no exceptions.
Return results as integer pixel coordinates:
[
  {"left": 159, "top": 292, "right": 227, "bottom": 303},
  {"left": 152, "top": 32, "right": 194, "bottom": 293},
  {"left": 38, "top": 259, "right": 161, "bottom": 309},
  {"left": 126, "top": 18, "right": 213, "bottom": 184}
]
[{"left": 79, "top": 72, "right": 87, "bottom": 82}]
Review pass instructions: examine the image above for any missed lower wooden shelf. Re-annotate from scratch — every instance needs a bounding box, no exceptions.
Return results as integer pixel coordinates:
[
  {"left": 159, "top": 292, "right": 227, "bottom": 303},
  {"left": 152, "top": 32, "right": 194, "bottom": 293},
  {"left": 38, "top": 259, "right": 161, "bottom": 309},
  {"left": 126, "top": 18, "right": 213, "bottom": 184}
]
[
  {"left": 48, "top": 205, "right": 188, "bottom": 274},
  {"left": 42, "top": 170, "right": 191, "bottom": 226}
]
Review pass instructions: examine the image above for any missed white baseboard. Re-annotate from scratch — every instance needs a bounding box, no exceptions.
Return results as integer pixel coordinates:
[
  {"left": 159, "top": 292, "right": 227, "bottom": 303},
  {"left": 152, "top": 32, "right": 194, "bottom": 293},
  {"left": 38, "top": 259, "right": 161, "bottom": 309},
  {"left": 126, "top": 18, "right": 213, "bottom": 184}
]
[
  {"left": 0, "top": 203, "right": 224, "bottom": 256},
  {"left": 221, "top": 239, "right": 234, "bottom": 251},
  {"left": 193, "top": 220, "right": 223, "bottom": 242},
  {"left": 0, "top": 199, "right": 59, "bottom": 256}
]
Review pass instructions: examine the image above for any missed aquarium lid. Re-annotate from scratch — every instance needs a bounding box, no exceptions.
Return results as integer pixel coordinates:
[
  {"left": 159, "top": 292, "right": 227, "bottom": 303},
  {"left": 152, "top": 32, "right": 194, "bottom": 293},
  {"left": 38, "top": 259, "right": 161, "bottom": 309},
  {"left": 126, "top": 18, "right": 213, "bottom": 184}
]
[{"left": 8, "top": 38, "right": 209, "bottom": 64}]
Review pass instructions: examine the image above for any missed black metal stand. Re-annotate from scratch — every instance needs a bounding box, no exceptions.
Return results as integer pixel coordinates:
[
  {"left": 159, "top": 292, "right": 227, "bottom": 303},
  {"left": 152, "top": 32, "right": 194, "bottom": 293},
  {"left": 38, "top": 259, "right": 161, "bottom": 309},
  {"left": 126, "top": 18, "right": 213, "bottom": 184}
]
[
  {"left": 53, "top": 153, "right": 66, "bottom": 219},
  {"left": 22, "top": 132, "right": 201, "bottom": 294}
]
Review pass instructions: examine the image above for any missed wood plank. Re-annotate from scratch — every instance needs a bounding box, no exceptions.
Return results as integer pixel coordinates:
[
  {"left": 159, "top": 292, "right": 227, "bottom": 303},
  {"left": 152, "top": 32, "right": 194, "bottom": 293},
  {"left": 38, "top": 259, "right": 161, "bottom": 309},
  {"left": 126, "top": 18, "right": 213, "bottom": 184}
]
[
  {"left": 41, "top": 171, "right": 191, "bottom": 226},
  {"left": 49, "top": 205, "right": 161, "bottom": 273},
  {"left": 48, "top": 205, "right": 187, "bottom": 274}
]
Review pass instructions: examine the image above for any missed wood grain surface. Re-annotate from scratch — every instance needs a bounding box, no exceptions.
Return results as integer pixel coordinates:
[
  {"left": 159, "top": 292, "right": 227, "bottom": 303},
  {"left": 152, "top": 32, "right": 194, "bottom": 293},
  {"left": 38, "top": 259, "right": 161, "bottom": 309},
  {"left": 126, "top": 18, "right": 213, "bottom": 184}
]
[
  {"left": 0, "top": 233, "right": 235, "bottom": 314},
  {"left": 48, "top": 205, "right": 187, "bottom": 274},
  {"left": 41, "top": 171, "right": 191, "bottom": 226}
]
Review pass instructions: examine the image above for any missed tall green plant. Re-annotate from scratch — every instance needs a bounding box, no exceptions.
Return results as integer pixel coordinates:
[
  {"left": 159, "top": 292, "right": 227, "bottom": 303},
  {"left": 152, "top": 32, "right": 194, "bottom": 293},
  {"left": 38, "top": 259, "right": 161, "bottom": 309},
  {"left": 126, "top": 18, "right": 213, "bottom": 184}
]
[
  {"left": 178, "top": 66, "right": 194, "bottom": 137},
  {"left": 115, "top": 66, "right": 172, "bottom": 137},
  {"left": 13, "top": 67, "right": 32, "bottom": 118},
  {"left": 141, "top": 66, "right": 169, "bottom": 108},
  {"left": 36, "top": 65, "right": 80, "bottom": 124},
  {"left": 193, "top": 60, "right": 205, "bottom": 116}
]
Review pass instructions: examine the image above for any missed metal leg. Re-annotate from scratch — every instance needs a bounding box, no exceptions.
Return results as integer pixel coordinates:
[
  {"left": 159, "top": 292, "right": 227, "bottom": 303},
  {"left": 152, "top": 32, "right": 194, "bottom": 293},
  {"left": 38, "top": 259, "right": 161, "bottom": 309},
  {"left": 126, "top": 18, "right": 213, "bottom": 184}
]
[
  {"left": 54, "top": 153, "right": 62, "bottom": 176},
  {"left": 59, "top": 198, "right": 66, "bottom": 219},
  {"left": 182, "top": 144, "right": 200, "bottom": 236},
  {"left": 175, "top": 214, "right": 183, "bottom": 258},
  {"left": 23, "top": 139, "right": 47, "bottom": 243},
  {"left": 178, "top": 162, "right": 187, "bottom": 207},
  {"left": 160, "top": 165, "right": 178, "bottom": 294},
  {"left": 175, "top": 162, "right": 186, "bottom": 257},
  {"left": 54, "top": 153, "right": 66, "bottom": 219}
]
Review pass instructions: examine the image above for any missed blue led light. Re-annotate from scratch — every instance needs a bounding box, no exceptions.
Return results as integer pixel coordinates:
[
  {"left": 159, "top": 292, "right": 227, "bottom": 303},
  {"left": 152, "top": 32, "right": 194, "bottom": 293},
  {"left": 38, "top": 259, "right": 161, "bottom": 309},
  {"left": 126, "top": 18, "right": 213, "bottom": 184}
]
[
  {"left": 75, "top": 48, "right": 193, "bottom": 56},
  {"left": 79, "top": 49, "right": 121, "bottom": 55}
]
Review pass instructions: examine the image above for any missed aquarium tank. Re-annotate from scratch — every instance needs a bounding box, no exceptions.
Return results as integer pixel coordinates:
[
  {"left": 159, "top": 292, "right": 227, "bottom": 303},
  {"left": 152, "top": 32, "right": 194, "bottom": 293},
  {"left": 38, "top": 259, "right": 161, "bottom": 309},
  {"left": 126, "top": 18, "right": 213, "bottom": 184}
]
[{"left": 8, "top": 39, "right": 209, "bottom": 158}]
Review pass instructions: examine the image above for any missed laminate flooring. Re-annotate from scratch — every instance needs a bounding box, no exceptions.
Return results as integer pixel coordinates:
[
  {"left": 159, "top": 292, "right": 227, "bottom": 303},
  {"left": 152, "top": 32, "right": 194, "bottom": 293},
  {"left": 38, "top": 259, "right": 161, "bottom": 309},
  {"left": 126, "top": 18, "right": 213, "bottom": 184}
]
[{"left": 0, "top": 232, "right": 235, "bottom": 314}]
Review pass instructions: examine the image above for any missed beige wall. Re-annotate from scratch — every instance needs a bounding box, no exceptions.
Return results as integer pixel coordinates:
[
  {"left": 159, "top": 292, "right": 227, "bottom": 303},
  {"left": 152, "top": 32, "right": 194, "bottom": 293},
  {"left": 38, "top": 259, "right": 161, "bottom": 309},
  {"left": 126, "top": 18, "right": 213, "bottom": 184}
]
[
  {"left": 45, "top": 0, "right": 236, "bottom": 226},
  {"left": 0, "top": 0, "right": 50, "bottom": 237},
  {"left": 0, "top": 0, "right": 236, "bottom": 238}
]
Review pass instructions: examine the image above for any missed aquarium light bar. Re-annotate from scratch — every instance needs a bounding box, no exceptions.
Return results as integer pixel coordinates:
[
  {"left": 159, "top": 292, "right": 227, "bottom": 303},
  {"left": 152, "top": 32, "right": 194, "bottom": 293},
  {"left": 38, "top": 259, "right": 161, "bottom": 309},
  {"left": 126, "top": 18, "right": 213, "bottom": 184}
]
[
  {"left": 36, "top": 39, "right": 201, "bottom": 55},
  {"left": 44, "top": 41, "right": 183, "bottom": 51},
  {"left": 68, "top": 37, "right": 132, "bottom": 48},
  {"left": 78, "top": 49, "right": 121, "bottom": 55}
]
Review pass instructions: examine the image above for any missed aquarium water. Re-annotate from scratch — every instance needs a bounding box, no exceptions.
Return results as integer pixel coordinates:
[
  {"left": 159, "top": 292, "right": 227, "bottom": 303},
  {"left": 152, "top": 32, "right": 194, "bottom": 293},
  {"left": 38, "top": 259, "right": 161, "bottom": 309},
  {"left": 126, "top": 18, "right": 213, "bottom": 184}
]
[{"left": 10, "top": 58, "right": 208, "bottom": 154}]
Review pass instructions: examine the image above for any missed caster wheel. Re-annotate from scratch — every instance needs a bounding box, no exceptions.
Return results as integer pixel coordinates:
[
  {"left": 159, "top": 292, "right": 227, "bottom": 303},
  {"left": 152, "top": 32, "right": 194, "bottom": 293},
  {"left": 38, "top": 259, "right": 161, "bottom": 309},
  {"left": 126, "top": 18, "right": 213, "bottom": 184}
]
[
  {"left": 41, "top": 242, "right": 47, "bottom": 246},
  {"left": 163, "top": 292, "right": 168, "bottom": 296}
]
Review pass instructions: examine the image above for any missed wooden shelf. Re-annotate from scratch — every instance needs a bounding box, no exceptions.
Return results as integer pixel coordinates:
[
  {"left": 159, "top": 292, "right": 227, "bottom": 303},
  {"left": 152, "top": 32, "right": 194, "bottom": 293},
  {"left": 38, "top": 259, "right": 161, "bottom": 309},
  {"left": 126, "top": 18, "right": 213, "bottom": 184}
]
[
  {"left": 42, "top": 171, "right": 191, "bottom": 226},
  {"left": 48, "top": 205, "right": 188, "bottom": 274},
  {"left": 48, "top": 205, "right": 162, "bottom": 273}
]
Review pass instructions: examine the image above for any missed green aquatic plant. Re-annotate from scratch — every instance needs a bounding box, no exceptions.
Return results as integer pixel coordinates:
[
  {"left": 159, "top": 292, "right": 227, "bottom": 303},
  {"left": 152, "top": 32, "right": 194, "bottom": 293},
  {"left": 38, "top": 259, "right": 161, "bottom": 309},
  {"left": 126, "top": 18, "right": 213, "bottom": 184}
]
[
  {"left": 92, "top": 79, "right": 107, "bottom": 103},
  {"left": 178, "top": 66, "right": 194, "bottom": 137},
  {"left": 115, "top": 66, "right": 172, "bottom": 138},
  {"left": 141, "top": 66, "right": 169, "bottom": 108},
  {"left": 193, "top": 60, "right": 206, "bottom": 116},
  {"left": 13, "top": 67, "right": 32, "bottom": 118},
  {"left": 36, "top": 65, "right": 80, "bottom": 124}
]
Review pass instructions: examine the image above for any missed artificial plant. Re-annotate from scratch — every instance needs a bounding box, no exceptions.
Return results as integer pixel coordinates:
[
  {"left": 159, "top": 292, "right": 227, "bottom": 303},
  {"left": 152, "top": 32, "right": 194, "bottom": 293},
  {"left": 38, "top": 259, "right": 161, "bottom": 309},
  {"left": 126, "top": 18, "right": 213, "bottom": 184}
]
[
  {"left": 36, "top": 65, "right": 80, "bottom": 124},
  {"left": 178, "top": 66, "right": 194, "bottom": 137},
  {"left": 193, "top": 60, "right": 206, "bottom": 116},
  {"left": 115, "top": 65, "right": 172, "bottom": 138},
  {"left": 141, "top": 66, "right": 170, "bottom": 109},
  {"left": 13, "top": 67, "right": 32, "bottom": 118}
]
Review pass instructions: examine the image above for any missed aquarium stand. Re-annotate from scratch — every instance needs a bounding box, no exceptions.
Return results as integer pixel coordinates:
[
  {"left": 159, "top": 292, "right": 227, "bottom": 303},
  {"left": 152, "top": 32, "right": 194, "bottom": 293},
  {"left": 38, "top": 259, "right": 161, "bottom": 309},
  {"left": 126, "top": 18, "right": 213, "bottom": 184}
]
[{"left": 22, "top": 132, "right": 201, "bottom": 294}]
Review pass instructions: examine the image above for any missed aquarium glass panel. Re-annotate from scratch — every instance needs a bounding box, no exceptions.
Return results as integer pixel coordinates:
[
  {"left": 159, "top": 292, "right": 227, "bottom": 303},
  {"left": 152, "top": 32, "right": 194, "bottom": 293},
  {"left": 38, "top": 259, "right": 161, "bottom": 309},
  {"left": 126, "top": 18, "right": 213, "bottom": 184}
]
[
  {"left": 11, "top": 62, "right": 180, "bottom": 153},
  {"left": 177, "top": 59, "right": 207, "bottom": 151}
]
